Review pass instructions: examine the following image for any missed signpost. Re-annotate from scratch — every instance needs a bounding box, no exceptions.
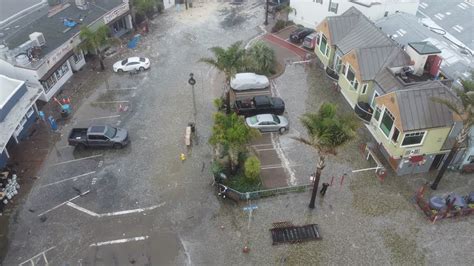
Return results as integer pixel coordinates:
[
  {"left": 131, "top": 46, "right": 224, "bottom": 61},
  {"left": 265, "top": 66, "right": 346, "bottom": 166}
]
[{"left": 188, "top": 73, "right": 197, "bottom": 120}]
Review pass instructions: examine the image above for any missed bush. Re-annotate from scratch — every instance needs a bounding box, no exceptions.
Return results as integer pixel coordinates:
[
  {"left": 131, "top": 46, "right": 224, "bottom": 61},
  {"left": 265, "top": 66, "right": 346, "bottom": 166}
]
[
  {"left": 271, "top": 20, "right": 286, "bottom": 33},
  {"left": 286, "top": 20, "right": 295, "bottom": 26},
  {"left": 244, "top": 156, "right": 261, "bottom": 182}
]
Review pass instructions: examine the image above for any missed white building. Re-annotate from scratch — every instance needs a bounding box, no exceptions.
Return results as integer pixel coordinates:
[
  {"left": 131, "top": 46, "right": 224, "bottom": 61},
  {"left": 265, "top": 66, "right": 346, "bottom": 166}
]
[
  {"left": 289, "top": 0, "right": 420, "bottom": 28},
  {"left": 0, "top": 0, "right": 133, "bottom": 102}
]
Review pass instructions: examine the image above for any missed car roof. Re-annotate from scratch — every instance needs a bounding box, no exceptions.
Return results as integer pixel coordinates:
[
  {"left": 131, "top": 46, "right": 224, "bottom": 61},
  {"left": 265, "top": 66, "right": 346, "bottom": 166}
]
[
  {"left": 255, "top": 114, "right": 275, "bottom": 121},
  {"left": 127, "top": 57, "right": 141, "bottom": 62}
]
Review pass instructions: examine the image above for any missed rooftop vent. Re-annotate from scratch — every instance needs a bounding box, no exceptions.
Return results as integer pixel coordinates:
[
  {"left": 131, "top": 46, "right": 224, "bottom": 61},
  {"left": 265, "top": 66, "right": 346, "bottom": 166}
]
[{"left": 75, "top": 0, "right": 88, "bottom": 10}]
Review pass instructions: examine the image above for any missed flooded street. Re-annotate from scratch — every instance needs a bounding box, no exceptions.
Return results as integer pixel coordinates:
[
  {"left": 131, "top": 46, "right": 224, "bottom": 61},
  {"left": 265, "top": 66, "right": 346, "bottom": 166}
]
[{"left": 4, "top": 1, "right": 473, "bottom": 265}]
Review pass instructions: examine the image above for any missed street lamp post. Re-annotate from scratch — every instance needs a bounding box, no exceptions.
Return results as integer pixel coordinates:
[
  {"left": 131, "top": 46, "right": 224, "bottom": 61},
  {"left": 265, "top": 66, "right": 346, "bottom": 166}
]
[{"left": 188, "top": 73, "right": 197, "bottom": 119}]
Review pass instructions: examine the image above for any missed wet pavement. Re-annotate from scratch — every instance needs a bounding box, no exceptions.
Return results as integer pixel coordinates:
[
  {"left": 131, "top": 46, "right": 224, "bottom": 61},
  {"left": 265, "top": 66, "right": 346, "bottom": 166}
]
[{"left": 3, "top": 1, "right": 473, "bottom": 265}]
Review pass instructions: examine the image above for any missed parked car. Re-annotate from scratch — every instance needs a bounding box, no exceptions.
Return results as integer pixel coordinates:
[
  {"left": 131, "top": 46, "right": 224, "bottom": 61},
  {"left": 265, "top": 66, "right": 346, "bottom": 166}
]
[
  {"left": 235, "top": 95, "right": 285, "bottom": 117},
  {"left": 289, "top": 28, "right": 314, "bottom": 44},
  {"left": 113, "top": 57, "right": 150, "bottom": 72},
  {"left": 68, "top": 125, "right": 129, "bottom": 149},
  {"left": 246, "top": 114, "right": 289, "bottom": 134},
  {"left": 230, "top": 73, "right": 270, "bottom": 91},
  {"left": 303, "top": 33, "right": 318, "bottom": 49}
]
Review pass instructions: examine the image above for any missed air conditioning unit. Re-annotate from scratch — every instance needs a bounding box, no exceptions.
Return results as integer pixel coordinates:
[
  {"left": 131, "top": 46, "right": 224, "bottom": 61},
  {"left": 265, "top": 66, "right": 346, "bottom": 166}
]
[
  {"left": 75, "top": 0, "right": 88, "bottom": 10},
  {"left": 29, "top": 32, "right": 46, "bottom": 47},
  {"left": 404, "top": 148, "right": 420, "bottom": 157}
]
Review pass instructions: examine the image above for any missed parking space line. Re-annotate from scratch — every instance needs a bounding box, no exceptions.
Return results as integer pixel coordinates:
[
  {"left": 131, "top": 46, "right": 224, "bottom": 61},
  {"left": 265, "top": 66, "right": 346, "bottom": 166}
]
[
  {"left": 108, "top": 87, "right": 138, "bottom": 91},
  {"left": 250, "top": 143, "right": 273, "bottom": 147},
  {"left": 19, "top": 246, "right": 56, "bottom": 266},
  {"left": 93, "top": 100, "right": 129, "bottom": 104},
  {"left": 80, "top": 115, "right": 121, "bottom": 121},
  {"left": 260, "top": 164, "right": 302, "bottom": 170},
  {"left": 40, "top": 171, "right": 95, "bottom": 188},
  {"left": 37, "top": 190, "right": 90, "bottom": 217},
  {"left": 50, "top": 154, "right": 103, "bottom": 167},
  {"left": 66, "top": 202, "right": 166, "bottom": 217},
  {"left": 90, "top": 236, "right": 149, "bottom": 247}
]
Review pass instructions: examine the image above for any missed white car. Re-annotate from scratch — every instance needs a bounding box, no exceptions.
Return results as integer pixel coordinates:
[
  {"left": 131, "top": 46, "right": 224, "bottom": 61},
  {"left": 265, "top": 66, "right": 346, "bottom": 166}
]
[
  {"left": 113, "top": 57, "right": 150, "bottom": 72},
  {"left": 246, "top": 114, "right": 289, "bottom": 134}
]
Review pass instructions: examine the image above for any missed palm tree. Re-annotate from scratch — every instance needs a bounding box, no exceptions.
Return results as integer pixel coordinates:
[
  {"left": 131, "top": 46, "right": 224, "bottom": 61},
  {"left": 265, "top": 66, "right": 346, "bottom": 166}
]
[
  {"left": 246, "top": 41, "right": 276, "bottom": 76},
  {"left": 78, "top": 25, "right": 118, "bottom": 71},
  {"left": 294, "top": 103, "right": 358, "bottom": 209},
  {"left": 199, "top": 41, "right": 247, "bottom": 113},
  {"left": 278, "top": 5, "right": 296, "bottom": 22},
  {"left": 209, "top": 112, "right": 260, "bottom": 172},
  {"left": 430, "top": 78, "right": 474, "bottom": 190}
]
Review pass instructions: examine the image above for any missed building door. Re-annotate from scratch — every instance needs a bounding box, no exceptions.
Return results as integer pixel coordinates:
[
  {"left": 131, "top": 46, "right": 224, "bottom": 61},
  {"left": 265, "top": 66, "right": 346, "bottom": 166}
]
[{"left": 430, "top": 154, "right": 445, "bottom": 171}]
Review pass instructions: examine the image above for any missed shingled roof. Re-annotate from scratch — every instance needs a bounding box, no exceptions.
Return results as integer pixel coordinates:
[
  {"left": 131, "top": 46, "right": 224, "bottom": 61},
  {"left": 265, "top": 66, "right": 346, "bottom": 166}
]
[{"left": 395, "top": 81, "right": 458, "bottom": 131}]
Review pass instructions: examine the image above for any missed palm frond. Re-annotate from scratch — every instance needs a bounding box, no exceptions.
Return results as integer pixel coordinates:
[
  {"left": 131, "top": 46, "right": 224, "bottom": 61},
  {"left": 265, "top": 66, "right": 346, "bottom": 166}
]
[{"left": 431, "top": 96, "right": 461, "bottom": 116}]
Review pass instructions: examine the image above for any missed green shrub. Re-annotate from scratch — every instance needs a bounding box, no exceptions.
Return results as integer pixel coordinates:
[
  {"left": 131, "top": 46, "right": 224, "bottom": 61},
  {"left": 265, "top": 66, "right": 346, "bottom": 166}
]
[
  {"left": 244, "top": 156, "right": 261, "bottom": 182},
  {"left": 271, "top": 20, "right": 286, "bottom": 33},
  {"left": 286, "top": 20, "right": 295, "bottom": 26}
]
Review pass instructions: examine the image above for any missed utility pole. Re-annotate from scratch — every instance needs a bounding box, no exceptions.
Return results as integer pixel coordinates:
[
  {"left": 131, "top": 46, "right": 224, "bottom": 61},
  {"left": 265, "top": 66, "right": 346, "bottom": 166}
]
[
  {"left": 188, "top": 73, "right": 197, "bottom": 120},
  {"left": 264, "top": 0, "right": 269, "bottom": 25}
]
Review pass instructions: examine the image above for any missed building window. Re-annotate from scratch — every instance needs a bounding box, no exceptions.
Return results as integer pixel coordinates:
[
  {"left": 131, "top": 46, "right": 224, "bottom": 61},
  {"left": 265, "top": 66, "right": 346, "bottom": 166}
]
[
  {"left": 373, "top": 106, "right": 381, "bottom": 122},
  {"left": 380, "top": 109, "right": 394, "bottom": 137},
  {"left": 401, "top": 132, "right": 426, "bottom": 147},
  {"left": 26, "top": 107, "right": 34, "bottom": 118},
  {"left": 361, "top": 83, "right": 368, "bottom": 94},
  {"left": 371, "top": 91, "right": 379, "bottom": 108},
  {"left": 392, "top": 127, "right": 400, "bottom": 143},
  {"left": 468, "top": 155, "right": 474, "bottom": 163},
  {"left": 334, "top": 55, "right": 342, "bottom": 72},
  {"left": 328, "top": 0, "right": 339, "bottom": 14},
  {"left": 319, "top": 34, "right": 330, "bottom": 57},
  {"left": 345, "top": 64, "right": 359, "bottom": 90},
  {"left": 41, "top": 61, "right": 70, "bottom": 94},
  {"left": 315, "top": 0, "right": 323, "bottom": 3},
  {"left": 73, "top": 52, "right": 83, "bottom": 63},
  {"left": 19, "top": 116, "right": 27, "bottom": 127}
]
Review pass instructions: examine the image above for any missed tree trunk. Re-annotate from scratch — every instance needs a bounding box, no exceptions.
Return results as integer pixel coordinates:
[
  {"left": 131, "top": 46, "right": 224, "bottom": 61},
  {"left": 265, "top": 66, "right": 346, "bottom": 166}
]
[
  {"left": 225, "top": 90, "right": 231, "bottom": 114},
  {"left": 99, "top": 54, "right": 105, "bottom": 71},
  {"left": 228, "top": 147, "right": 238, "bottom": 174},
  {"left": 309, "top": 155, "right": 325, "bottom": 209},
  {"left": 431, "top": 141, "right": 460, "bottom": 190}
]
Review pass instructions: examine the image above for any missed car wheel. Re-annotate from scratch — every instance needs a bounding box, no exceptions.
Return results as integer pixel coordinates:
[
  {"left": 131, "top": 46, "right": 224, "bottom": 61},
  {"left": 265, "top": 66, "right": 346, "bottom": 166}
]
[
  {"left": 279, "top": 127, "right": 287, "bottom": 134},
  {"left": 113, "top": 143, "right": 123, "bottom": 149},
  {"left": 139, "top": 67, "right": 145, "bottom": 71},
  {"left": 117, "top": 69, "right": 123, "bottom": 73}
]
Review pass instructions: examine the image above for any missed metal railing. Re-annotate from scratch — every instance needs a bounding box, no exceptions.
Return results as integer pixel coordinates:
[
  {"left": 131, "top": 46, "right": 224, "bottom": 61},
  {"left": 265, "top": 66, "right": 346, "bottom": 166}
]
[{"left": 225, "top": 183, "right": 313, "bottom": 201}]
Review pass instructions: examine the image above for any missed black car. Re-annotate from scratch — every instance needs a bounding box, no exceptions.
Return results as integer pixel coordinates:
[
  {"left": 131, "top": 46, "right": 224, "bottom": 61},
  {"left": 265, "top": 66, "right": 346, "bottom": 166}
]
[{"left": 289, "top": 28, "right": 315, "bottom": 44}]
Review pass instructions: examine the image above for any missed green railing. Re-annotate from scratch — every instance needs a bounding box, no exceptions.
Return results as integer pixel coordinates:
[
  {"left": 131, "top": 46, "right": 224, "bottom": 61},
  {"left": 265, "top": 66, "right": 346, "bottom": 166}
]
[{"left": 226, "top": 183, "right": 313, "bottom": 201}]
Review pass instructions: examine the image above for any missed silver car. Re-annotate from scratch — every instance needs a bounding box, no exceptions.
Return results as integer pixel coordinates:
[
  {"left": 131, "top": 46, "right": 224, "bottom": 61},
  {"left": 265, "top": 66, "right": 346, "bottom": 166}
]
[{"left": 246, "top": 114, "right": 289, "bottom": 134}]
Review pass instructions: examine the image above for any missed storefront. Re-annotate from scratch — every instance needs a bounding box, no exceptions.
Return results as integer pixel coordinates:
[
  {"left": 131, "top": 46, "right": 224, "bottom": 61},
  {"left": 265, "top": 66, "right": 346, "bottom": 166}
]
[{"left": 103, "top": 2, "right": 133, "bottom": 37}]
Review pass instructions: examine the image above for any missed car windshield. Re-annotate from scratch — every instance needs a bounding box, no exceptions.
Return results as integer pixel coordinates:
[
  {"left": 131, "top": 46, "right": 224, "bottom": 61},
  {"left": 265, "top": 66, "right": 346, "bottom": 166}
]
[
  {"left": 248, "top": 116, "right": 258, "bottom": 125},
  {"left": 139, "top": 57, "right": 146, "bottom": 62},
  {"left": 104, "top": 126, "right": 117, "bottom": 139},
  {"left": 121, "top": 59, "right": 128, "bottom": 65},
  {"left": 272, "top": 115, "right": 280, "bottom": 124}
]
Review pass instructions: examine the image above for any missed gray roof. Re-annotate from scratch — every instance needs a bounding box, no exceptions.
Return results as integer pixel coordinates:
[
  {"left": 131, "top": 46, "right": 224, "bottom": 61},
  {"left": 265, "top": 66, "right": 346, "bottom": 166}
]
[
  {"left": 336, "top": 16, "right": 394, "bottom": 54},
  {"left": 375, "top": 67, "right": 403, "bottom": 93},
  {"left": 395, "top": 81, "right": 458, "bottom": 131},
  {"left": 375, "top": 12, "right": 473, "bottom": 82},
  {"left": 408, "top": 41, "right": 441, "bottom": 54},
  {"left": 356, "top": 45, "right": 411, "bottom": 81},
  {"left": 417, "top": 0, "right": 474, "bottom": 51},
  {"left": 1, "top": 0, "right": 123, "bottom": 59},
  {"left": 327, "top": 15, "right": 362, "bottom": 44}
]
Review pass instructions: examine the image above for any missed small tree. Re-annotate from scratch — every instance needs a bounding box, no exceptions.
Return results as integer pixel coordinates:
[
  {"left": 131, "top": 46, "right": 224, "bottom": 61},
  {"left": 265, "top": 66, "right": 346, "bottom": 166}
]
[
  {"left": 134, "top": 0, "right": 155, "bottom": 19},
  {"left": 199, "top": 41, "right": 247, "bottom": 113},
  {"left": 430, "top": 78, "right": 474, "bottom": 190},
  {"left": 295, "top": 103, "right": 358, "bottom": 209},
  {"left": 246, "top": 41, "right": 276, "bottom": 76},
  {"left": 278, "top": 5, "right": 296, "bottom": 22},
  {"left": 244, "top": 156, "right": 261, "bottom": 182},
  {"left": 209, "top": 113, "right": 260, "bottom": 172},
  {"left": 78, "top": 25, "right": 118, "bottom": 70}
]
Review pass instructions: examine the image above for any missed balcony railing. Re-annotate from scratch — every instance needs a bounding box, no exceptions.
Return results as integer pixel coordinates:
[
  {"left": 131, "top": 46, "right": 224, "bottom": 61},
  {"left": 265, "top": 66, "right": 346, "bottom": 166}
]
[
  {"left": 354, "top": 102, "right": 373, "bottom": 123},
  {"left": 325, "top": 66, "right": 339, "bottom": 81}
]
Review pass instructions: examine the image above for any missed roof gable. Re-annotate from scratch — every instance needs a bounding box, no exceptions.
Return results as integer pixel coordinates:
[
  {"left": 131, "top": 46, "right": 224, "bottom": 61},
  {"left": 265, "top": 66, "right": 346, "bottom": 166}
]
[
  {"left": 327, "top": 15, "right": 362, "bottom": 44},
  {"left": 395, "top": 81, "right": 457, "bottom": 131},
  {"left": 357, "top": 46, "right": 411, "bottom": 81},
  {"left": 336, "top": 17, "right": 393, "bottom": 54}
]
